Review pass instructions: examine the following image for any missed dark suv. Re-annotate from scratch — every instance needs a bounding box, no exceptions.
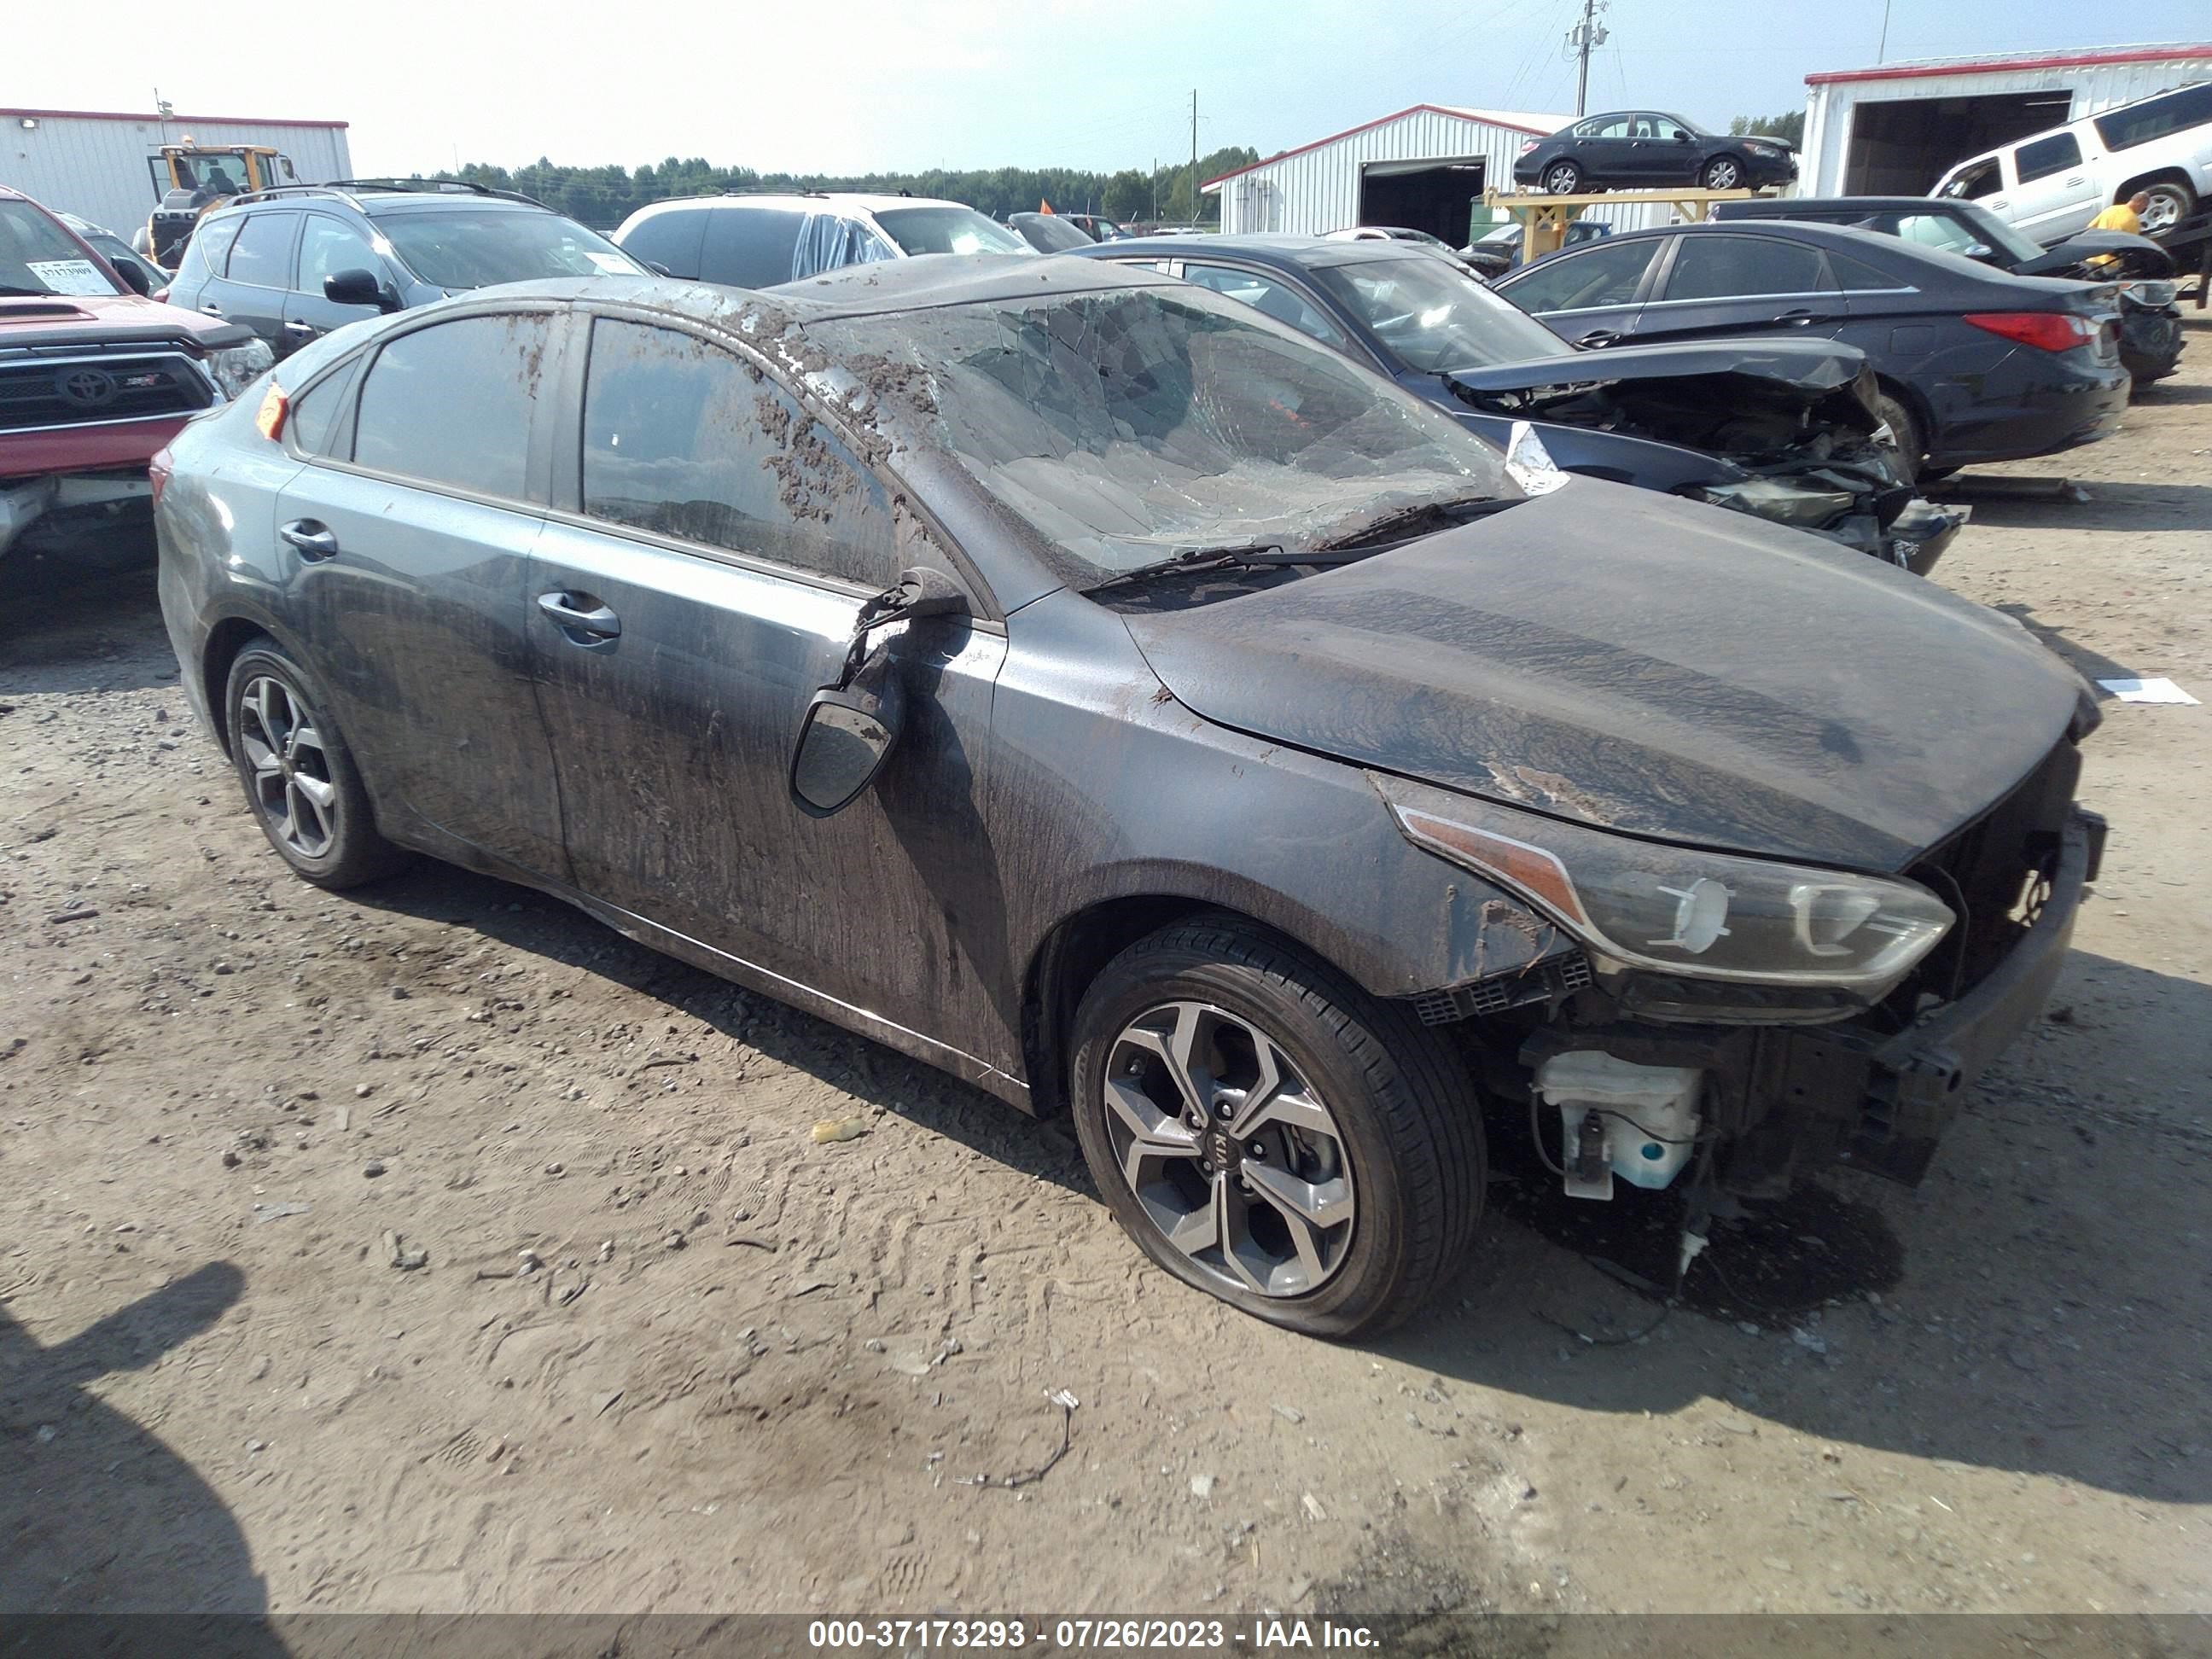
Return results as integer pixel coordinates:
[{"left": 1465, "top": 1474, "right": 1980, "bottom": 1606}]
[{"left": 160, "top": 181, "right": 644, "bottom": 360}]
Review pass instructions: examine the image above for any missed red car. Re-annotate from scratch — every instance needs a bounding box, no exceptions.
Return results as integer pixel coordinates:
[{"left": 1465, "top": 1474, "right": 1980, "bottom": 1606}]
[{"left": 3, "top": 184, "right": 272, "bottom": 566}]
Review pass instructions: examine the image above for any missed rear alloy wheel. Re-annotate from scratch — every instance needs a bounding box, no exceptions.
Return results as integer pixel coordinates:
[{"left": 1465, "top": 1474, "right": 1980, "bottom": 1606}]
[
  {"left": 1701, "top": 155, "right": 1745, "bottom": 190},
  {"left": 2133, "top": 180, "right": 2195, "bottom": 236},
  {"left": 224, "top": 642, "right": 404, "bottom": 888},
  {"left": 1069, "top": 917, "right": 1484, "bottom": 1338},
  {"left": 1542, "top": 160, "right": 1584, "bottom": 195}
]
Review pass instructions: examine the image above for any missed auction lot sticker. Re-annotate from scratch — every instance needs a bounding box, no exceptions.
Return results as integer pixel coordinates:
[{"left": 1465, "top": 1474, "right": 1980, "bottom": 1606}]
[{"left": 25, "top": 259, "right": 114, "bottom": 295}]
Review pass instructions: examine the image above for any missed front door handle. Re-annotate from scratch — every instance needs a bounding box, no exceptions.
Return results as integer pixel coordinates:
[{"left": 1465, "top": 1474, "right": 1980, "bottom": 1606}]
[
  {"left": 279, "top": 519, "right": 339, "bottom": 561},
  {"left": 537, "top": 591, "right": 621, "bottom": 642},
  {"left": 1576, "top": 329, "right": 1619, "bottom": 348},
  {"left": 283, "top": 319, "right": 317, "bottom": 337},
  {"left": 2064, "top": 175, "right": 2084, "bottom": 186},
  {"left": 201, "top": 303, "right": 224, "bottom": 317},
  {"left": 1772, "top": 308, "right": 1822, "bottom": 326}
]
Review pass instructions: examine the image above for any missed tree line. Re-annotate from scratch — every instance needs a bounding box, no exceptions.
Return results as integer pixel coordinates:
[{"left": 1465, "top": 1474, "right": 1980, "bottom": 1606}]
[{"left": 434, "top": 148, "right": 1262, "bottom": 230}]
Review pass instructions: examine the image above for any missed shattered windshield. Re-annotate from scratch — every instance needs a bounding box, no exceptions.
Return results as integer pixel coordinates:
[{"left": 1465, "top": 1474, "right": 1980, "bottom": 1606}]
[
  {"left": 814, "top": 285, "right": 1513, "bottom": 585},
  {"left": 1311, "top": 254, "right": 1569, "bottom": 374}
]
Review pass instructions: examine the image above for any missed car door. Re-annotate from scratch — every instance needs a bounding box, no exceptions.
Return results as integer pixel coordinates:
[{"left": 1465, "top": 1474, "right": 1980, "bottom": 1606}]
[
  {"left": 1571, "top": 115, "right": 1638, "bottom": 185},
  {"left": 204, "top": 210, "right": 298, "bottom": 356},
  {"left": 275, "top": 306, "right": 568, "bottom": 878},
  {"left": 2004, "top": 132, "right": 2101, "bottom": 244},
  {"left": 1493, "top": 236, "right": 1665, "bottom": 347},
  {"left": 1645, "top": 115, "right": 1701, "bottom": 183},
  {"left": 284, "top": 213, "right": 391, "bottom": 353},
  {"left": 1623, "top": 231, "right": 1845, "bottom": 346},
  {"left": 527, "top": 311, "right": 1011, "bottom": 1041}
]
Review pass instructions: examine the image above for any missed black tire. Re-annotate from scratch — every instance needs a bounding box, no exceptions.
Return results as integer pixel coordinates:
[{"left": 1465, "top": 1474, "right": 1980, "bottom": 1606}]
[
  {"left": 1870, "top": 387, "right": 1924, "bottom": 481},
  {"left": 1700, "top": 154, "right": 1746, "bottom": 191},
  {"left": 1541, "top": 160, "right": 1584, "bottom": 195},
  {"left": 223, "top": 640, "right": 405, "bottom": 889},
  {"left": 1068, "top": 915, "right": 1484, "bottom": 1339},
  {"left": 1918, "top": 463, "right": 1959, "bottom": 483}
]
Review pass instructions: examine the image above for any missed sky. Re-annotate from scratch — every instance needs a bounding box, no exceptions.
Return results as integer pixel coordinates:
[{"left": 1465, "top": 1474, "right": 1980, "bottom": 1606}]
[{"left": 5, "top": 0, "right": 2209, "bottom": 180}]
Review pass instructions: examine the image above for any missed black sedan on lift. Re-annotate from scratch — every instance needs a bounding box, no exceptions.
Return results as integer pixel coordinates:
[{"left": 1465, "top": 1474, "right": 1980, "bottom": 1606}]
[
  {"left": 1073, "top": 234, "right": 1961, "bottom": 571},
  {"left": 1510, "top": 111, "right": 1798, "bottom": 195}
]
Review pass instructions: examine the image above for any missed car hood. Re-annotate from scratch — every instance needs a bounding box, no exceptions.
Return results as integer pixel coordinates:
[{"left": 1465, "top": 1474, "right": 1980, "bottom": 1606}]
[
  {"left": 1441, "top": 336, "right": 1865, "bottom": 402},
  {"left": 0, "top": 293, "right": 250, "bottom": 353},
  {"left": 2019, "top": 229, "right": 2174, "bottom": 276},
  {"left": 1121, "top": 480, "right": 2089, "bottom": 871}
]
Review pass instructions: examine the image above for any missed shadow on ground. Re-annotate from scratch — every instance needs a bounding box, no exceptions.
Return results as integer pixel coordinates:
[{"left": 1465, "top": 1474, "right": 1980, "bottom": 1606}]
[
  {"left": 1938, "top": 480, "right": 2212, "bottom": 536},
  {"left": 345, "top": 851, "right": 2212, "bottom": 1508},
  {"left": 0, "top": 1264, "right": 284, "bottom": 1642}
]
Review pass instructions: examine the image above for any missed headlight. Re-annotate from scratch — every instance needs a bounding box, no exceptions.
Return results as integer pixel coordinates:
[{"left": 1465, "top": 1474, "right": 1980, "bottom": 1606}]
[
  {"left": 1690, "top": 476, "right": 1855, "bottom": 528},
  {"left": 1743, "top": 143, "right": 1777, "bottom": 156},
  {"left": 206, "top": 339, "right": 275, "bottom": 401},
  {"left": 1377, "top": 774, "right": 1953, "bottom": 993}
]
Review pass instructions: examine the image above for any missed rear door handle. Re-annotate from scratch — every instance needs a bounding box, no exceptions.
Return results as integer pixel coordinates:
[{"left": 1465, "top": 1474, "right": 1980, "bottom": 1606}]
[
  {"left": 279, "top": 519, "right": 339, "bottom": 561},
  {"left": 283, "top": 319, "right": 317, "bottom": 336},
  {"left": 1772, "top": 308, "right": 1823, "bottom": 325},
  {"left": 1576, "top": 329, "right": 1619, "bottom": 348},
  {"left": 201, "top": 303, "right": 224, "bottom": 317},
  {"left": 2064, "top": 175, "right": 2084, "bottom": 186},
  {"left": 537, "top": 591, "right": 621, "bottom": 642}
]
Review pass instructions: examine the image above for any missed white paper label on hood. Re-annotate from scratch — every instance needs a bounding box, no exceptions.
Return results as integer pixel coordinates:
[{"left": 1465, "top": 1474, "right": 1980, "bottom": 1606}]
[
  {"left": 585, "top": 251, "right": 634, "bottom": 274},
  {"left": 1503, "top": 420, "right": 1570, "bottom": 497},
  {"left": 2098, "top": 677, "right": 2198, "bottom": 705},
  {"left": 26, "top": 259, "right": 114, "bottom": 297}
]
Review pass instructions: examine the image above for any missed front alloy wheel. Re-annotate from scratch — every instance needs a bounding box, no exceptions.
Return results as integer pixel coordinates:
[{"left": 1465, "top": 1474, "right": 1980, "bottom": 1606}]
[
  {"left": 1101, "top": 1001, "right": 1357, "bottom": 1297},
  {"left": 1069, "top": 916, "right": 1484, "bottom": 1338},
  {"left": 1703, "top": 156, "right": 1744, "bottom": 190}
]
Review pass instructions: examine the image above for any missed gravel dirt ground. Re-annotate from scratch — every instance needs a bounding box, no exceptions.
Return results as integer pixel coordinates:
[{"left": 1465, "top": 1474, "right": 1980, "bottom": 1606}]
[{"left": 3, "top": 329, "right": 2209, "bottom": 1625}]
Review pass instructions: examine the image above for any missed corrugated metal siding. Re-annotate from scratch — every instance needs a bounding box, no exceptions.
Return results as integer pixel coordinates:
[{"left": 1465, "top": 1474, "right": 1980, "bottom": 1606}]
[
  {"left": 1213, "top": 108, "right": 1687, "bottom": 239},
  {"left": 1, "top": 116, "right": 352, "bottom": 241},
  {"left": 1805, "top": 53, "right": 2212, "bottom": 195}
]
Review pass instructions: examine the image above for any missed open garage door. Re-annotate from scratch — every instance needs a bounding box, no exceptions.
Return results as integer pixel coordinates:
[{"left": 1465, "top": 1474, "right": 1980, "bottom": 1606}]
[
  {"left": 1358, "top": 158, "right": 1486, "bottom": 244},
  {"left": 1843, "top": 90, "right": 2076, "bottom": 193}
]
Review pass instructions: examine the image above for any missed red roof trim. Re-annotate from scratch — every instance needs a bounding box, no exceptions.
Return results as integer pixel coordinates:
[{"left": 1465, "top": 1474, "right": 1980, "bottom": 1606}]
[
  {"left": 1202, "top": 103, "right": 1550, "bottom": 189},
  {"left": 0, "top": 107, "right": 349, "bottom": 130},
  {"left": 1807, "top": 44, "right": 2212, "bottom": 86}
]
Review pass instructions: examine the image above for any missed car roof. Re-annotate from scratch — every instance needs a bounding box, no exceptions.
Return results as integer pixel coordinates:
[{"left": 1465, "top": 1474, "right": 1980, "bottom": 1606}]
[
  {"left": 626, "top": 192, "right": 975, "bottom": 219},
  {"left": 1724, "top": 196, "right": 1967, "bottom": 213},
  {"left": 1074, "top": 232, "right": 1420, "bottom": 271}
]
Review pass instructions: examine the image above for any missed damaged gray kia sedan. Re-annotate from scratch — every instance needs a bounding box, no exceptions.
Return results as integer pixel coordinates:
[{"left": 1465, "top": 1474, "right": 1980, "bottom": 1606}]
[{"left": 155, "top": 257, "right": 2105, "bottom": 1337}]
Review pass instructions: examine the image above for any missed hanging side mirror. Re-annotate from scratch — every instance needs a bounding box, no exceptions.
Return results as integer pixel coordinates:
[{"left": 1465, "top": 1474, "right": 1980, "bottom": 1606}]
[
  {"left": 325, "top": 268, "right": 403, "bottom": 313},
  {"left": 788, "top": 567, "right": 970, "bottom": 818}
]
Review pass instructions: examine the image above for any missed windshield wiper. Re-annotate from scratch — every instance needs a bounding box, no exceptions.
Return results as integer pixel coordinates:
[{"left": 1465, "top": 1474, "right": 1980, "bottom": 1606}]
[
  {"left": 1080, "top": 541, "right": 1367, "bottom": 596},
  {"left": 1313, "top": 493, "right": 1512, "bottom": 553}
]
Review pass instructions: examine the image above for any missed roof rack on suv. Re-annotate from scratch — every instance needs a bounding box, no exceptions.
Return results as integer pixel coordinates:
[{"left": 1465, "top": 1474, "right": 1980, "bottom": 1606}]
[
  {"left": 221, "top": 179, "right": 550, "bottom": 212},
  {"left": 711, "top": 188, "right": 831, "bottom": 200}
]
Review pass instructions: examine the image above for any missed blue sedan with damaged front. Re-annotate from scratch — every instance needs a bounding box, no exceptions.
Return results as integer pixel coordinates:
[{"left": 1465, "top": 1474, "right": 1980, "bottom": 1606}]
[{"left": 154, "top": 258, "right": 2104, "bottom": 1338}]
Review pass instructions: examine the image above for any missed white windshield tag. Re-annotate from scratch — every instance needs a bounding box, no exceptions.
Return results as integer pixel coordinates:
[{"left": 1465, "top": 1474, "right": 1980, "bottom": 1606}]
[{"left": 26, "top": 259, "right": 114, "bottom": 296}]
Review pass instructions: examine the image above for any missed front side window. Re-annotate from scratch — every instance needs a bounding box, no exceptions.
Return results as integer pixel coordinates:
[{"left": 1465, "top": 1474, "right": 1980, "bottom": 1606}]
[
  {"left": 579, "top": 317, "right": 898, "bottom": 586},
  {"left": 1178, "top": 263, "right": 1348, "bottom": 348},
  {"left": 1942, "top": 157, "right": 2004, "bottom": 200},
  {"left": 2094, "top": 84, "right": 2212, "bottom": 151},
  {"left": 2014, "top": 132, "right": 2083, "bottom": 183},
  {"left": 1662, "top": 235, "right": 1830, "bottom": 301},
  {"left": 1309, "top": 254, "right": 1567, "bottom": 371},
  {"left": 1501, "top": 238, "right": 1660, "bottom": 312},
  {"left": 351, "top": 312, "right": 550, "bottom": 500},
  {"left": 816, "top": 286, "right": 1511, "bottom": 586},
  {"left": 298, "top": 216, "right": 381, "bottom": 294},
  {"left": 224, "top": 212, "right": 298, "bottom": 288},
  {"left": 375, "top": 209, "right": 640, "bottom": 289},
  {"left": 870, "top": 207, "right": 1027, "bottom": 257}
]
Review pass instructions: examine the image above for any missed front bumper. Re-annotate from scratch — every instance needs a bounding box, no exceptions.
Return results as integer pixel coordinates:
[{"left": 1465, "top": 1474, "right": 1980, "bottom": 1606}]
[
  {"left": 1, "top": 469, "right": 155, "bottom": 559},
  {"left": 1807, "top": 809, "right": 2099, "bottom": 1184}
]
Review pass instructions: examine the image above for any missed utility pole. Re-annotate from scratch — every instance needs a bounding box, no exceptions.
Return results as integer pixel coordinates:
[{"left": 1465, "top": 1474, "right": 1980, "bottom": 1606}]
[
  {"left": 1152, "top": 156, "right": 1159, "bottom": 223},
  {"left": 1190, "top": 90, "right": 1199, "bottom": 228},
  {"left": 1567, "top": 0, "right": 1609, "bottom": 118},
  {"left": 1877, "top": 0, "right": 1892, "bottom": 62}
]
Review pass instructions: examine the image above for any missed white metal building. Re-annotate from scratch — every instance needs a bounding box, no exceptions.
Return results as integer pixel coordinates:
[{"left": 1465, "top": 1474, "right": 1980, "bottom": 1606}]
[
  {"left": 0, "top": 107, "right": 352, "bottom": 241},
  {"left": 1802, "top": 43, "right": 2212, "bottom": 196}
]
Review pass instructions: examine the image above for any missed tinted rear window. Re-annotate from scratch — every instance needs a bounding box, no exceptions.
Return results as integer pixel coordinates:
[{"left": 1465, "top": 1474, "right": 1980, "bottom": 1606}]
[
  {"left": 352, "top": 312, "right": 550, "bottom": 499},
  {"left": 1662, "top": 235, "right": 1831, "bottom": 300},
  {"left": 699, "top": 207, "right": 807, "bottom": 288},
  {"left": 2095, "top": 84, "right": 2212, "bottom": 151},
  {"left": 617, "top": 206, "right": 707, "bottom": 278},
  {"left": 2014, "top": 132, "right": 2083, "bottom": 183}
]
